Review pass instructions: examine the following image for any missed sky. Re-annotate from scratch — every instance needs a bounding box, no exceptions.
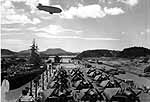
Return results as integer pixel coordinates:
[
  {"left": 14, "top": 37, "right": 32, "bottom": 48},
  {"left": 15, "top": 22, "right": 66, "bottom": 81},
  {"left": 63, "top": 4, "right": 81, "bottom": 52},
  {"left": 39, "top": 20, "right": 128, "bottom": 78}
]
[{"left": 1, "top": 0, "right": 150, "bottom": 52}]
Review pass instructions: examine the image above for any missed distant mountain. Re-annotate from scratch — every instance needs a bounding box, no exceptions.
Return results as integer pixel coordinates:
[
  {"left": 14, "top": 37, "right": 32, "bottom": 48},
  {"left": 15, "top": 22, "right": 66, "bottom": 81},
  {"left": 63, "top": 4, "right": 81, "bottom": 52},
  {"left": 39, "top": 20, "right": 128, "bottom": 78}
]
[
  {"left": 77, "top": 47, "right": 150, "bottom": 59},
  {"left": 1, "top": 48, "right": 78, "bottom": 57},
  {"left": 119, "top": 47, "right": 150, "bottom": 58},
  {"left": 77, "top": 49, "right": 120, "bottom": 59},
  {"left": 41, "top": 48, "right": 73, "bottom": 55},
  {"left": 17, "top": 49, "right": 31, "bottom": 56},
  {"left": 18, "top": 49, "right": 31, "bottom": 54},
  {"left": 1, "top": 49, "right": 16, "bottom": 56},
  {"left": 2, "top": 47, "right": 150, "bottom": 58},
  {"left": 17, "top": 48, "right": 74, "bottom": 56}
]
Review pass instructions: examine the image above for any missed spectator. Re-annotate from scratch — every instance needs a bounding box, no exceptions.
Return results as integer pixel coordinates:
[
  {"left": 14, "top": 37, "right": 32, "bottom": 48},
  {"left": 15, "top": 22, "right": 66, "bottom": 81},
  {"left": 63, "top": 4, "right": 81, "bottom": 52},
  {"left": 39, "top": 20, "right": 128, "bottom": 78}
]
[
  {"left": 36, "top": 90, "right": 45, "bottom": 102},
  {"left": 16, "top": 89, "right": 35, "bottom": 102}
]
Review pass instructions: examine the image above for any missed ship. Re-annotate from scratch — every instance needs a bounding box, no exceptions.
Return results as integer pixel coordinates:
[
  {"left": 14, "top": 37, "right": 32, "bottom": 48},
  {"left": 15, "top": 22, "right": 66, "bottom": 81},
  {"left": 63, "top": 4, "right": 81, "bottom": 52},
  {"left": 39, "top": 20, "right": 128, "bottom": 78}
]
[{"left": 1, "top": 39, "right": 46, "bottom": 90}]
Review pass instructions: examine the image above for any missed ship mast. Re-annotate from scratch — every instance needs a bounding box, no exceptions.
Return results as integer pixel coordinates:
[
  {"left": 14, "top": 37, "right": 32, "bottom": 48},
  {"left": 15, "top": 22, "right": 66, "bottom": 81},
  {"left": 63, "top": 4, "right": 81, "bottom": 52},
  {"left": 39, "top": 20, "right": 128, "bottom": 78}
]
[
  {"left": 30, "top": 39, "right": 37, "bottom": 55},
  {"left": 29, "top": 39, "right": 42, "bottom": 68}
]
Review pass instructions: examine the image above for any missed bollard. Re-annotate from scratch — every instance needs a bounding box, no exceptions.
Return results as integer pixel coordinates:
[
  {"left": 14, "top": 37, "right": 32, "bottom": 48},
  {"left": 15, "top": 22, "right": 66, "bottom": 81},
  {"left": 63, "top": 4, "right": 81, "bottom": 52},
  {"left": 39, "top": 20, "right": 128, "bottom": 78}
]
[{"left": 29, "top": 81, "right": 33, "bottom": 96}]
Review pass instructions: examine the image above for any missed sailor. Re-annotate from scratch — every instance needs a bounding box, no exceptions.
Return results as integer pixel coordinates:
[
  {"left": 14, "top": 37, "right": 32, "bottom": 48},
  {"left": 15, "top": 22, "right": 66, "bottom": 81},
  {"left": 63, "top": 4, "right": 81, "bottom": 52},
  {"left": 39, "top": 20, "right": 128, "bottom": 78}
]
[
  {"left": 16, "top": 89, "right": 35, "bottom": 102},
  {"left": 36, "top": 90, "right": 44, "bottom": 102},
  {"left": 25, "top": 87, "right": 30, "bottom": 95}
]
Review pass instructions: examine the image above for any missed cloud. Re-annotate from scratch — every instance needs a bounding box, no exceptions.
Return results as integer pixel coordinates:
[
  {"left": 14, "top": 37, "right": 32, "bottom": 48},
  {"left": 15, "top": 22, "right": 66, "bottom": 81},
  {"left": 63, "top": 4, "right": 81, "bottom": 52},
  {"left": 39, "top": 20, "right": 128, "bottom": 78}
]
[
  {"left": 61, "top": 4, "right": 106, "bottom": 19},
  {"left": 80, "top": 37, "right": 120, "bottom": 41},
  {"left": 32, "top": 18, "right": 41, "bottom": 24},
  {"left": 1, "top": 39, "right": 24, "bottom": 45},
  {"left": 9, "top": 0, "right": 50, "bottom": 13},
  {"left": 1, "top": 0, "right": 41, "bottom": 24},
  {"left": 30, "top": 25, "right": 82, "bottom": 35},
  {"left": 35, "top": 33, "right": 80, "bottom": 39},
  {"left": 2, "top": 0, "right": 14, "bottom": 8},
  {"left": 119, "top": 0, "right": 138, "bottom": 6},
  {"left": 61, "top": 4, "right": 125, "bottom": 19},
  {"left": 2, "top": 12, "right": 41, "bottom": 24},
  {"left": 1, "top": 0, "right": 62, "bottom": 24},
  {"left": 1, "top": 39, "right": 28, "bottom": 51},
  {"left": 1, "top": 27, "right": 21, "bottom": 31},
  {"left": 35, "top": 32, "right": 119, "bottom": 41},
  {"left": 38, "top": 0, "right": 50, "bottom": 5},
  {"left": 1, "top": 0, "right": 127, "bottom": 23},
  {"left": 104, "top": 7, "right": 124, "bottom": 15},
  {"left": 146, "top": 28, "right": 150, "bottom": 33}
]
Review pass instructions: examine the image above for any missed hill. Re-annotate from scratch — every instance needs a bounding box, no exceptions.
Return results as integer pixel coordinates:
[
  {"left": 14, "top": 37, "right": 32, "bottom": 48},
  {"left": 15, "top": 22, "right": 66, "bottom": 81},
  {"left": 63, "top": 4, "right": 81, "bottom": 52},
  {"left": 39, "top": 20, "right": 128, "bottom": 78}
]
[
  {"left": 77, "top": 49, "right": 120, "bottom": 59},
  {"left": 1, "top": 49, "right": 17, "bottom": 57},
  {"left": 76, "top": 47, "right": 150, "bottom": 59},
  {"left": 18, "top": 48, "right": 77, "bottom": 56},
  {"left": 17, "top": 49, "right": 31, "bottom": 56},
  {"left": 119, "top": 47, "right": 150, "bottom": 58},
  {"left": 41, "top": 48, "right": 70, "bottom": 55},
  {"left": 1, "top": 48, "right": 78, "bottom": 57}
]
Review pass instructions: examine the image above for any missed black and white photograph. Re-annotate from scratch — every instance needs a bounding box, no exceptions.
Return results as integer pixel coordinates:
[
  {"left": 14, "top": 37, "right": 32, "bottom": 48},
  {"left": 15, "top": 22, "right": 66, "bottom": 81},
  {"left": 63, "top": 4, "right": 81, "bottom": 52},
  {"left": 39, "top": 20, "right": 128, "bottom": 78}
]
[{"left": 1, "top": 0, "right": 150, "bottom": 102}]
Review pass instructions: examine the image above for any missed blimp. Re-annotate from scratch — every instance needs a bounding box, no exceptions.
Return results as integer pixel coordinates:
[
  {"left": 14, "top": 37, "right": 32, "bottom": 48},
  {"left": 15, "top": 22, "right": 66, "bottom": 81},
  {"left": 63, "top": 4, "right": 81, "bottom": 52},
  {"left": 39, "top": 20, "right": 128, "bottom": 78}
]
[{"left": 37, "top": 3, "right": 62, "bottom": 14}]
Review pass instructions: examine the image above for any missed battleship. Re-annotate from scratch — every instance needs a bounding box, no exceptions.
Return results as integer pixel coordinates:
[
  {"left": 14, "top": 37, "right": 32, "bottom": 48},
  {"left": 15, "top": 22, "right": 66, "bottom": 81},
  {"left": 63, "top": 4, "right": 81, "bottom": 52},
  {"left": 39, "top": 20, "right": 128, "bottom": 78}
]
[{"left": 1, "top": 40, "right": 46, "bottom": 90}]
